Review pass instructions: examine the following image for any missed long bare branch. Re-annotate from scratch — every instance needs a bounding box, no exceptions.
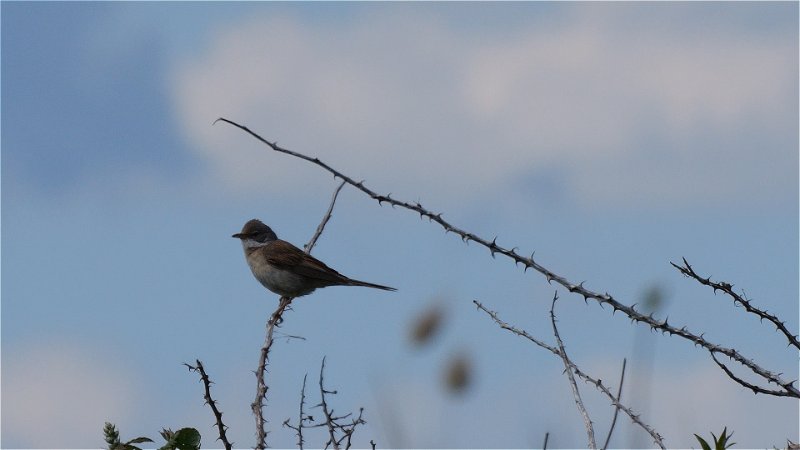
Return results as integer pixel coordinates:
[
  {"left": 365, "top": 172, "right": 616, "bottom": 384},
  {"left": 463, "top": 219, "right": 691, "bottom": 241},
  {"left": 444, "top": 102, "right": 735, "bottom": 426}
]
[{"left": 217, "top": 117, "right": 797, "bottom": 399}]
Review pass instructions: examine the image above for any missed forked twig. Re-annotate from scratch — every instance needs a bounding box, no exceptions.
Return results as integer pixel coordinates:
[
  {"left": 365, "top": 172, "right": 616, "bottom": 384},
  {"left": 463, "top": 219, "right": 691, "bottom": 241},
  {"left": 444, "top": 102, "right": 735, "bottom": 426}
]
[
  {"left": 313, "top": 357, "right": 367, "bottom": 450},
  {"left": 251, "top": 180, "right": 347, "bottom": 449},
  {"left": 474, "top": 300, "right": 665, "bottom": 449}
]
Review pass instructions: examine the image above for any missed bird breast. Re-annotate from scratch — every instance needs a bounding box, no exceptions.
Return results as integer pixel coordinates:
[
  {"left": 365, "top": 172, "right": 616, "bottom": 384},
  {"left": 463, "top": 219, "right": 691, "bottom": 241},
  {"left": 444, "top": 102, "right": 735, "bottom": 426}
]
[{"left": 245, "top": 250, "right": 317, "bottom": 297}]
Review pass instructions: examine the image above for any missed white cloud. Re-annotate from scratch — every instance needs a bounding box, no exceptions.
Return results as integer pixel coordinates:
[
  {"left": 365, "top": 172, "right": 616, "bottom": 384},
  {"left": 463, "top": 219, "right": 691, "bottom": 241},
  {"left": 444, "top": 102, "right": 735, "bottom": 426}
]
[
  {"left": 170, "top": 6, "right": 796, "bottom": 209},
  {"left": 2, "top": 341, "right": 146, "bottom": 448}
]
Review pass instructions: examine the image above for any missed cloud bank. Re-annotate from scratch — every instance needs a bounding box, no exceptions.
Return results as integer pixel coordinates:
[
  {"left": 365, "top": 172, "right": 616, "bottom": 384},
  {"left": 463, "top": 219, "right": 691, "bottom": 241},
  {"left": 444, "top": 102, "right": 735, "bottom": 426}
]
[{"left": 171, "top": 5, "right": 796, "bottom": 210}]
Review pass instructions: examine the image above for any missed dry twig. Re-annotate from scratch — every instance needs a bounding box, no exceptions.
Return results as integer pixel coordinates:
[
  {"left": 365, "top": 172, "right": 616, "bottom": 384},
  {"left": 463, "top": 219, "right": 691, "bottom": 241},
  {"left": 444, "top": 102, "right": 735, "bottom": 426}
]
[
  {"left": 312, "top": 357, "right": 367, "bottom": 450},
  {"left": 319, "top": 357, "right": 339, "bottom": 450},
  {"left": 305, "top": 181, "right": 347, "bottom": 253},
  {"left": 601, "top": 358, "right": 627, "bottom": 450},
  {"left": 550, "top": 292, "right": 596, "bottom": 449},
  {"left": 283, "top": 373, "right": 309, "bottom": 449}
]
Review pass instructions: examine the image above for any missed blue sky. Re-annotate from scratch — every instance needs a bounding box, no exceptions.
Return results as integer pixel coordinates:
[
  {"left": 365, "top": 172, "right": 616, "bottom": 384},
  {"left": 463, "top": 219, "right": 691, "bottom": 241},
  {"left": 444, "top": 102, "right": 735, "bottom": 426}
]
[{"left": 2, "top": 2, "right": 798, "bottom": 448}]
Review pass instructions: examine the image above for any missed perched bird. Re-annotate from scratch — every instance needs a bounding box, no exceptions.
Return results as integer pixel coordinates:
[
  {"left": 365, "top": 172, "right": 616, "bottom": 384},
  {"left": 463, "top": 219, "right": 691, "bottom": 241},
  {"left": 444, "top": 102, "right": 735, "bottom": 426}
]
[{"left": 232, "top": 219, "right": 396, "bottom": 298}]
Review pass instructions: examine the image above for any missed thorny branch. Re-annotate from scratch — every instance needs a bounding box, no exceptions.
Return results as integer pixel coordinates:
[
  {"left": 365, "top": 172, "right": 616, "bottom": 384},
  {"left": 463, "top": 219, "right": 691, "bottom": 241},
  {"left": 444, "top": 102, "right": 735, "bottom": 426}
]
[
  {"left": 252, "top": 296, "right": 292, "bottom": 449},
  {"left": 311, "top": 357, "right": 367, "bottom": 450},
  {"left": 216, "top": 117, "right": 798, "bottom": 399},
  {"left": 284, "top": 364, "right": 367, "bottom": 450},
  {"left": 550, "top": 293, "right": 596, "bottom": 449},
  {"left": 672, "top": 257, "right": 800, "bottom": 350},
  {"left": 185, "top": 360, "right": 233, "bottom": 450},
  {"left": 710, "top": 353, "right": 795, "bottom": 397},
  {"left": 251, "top": 179, "right": 348, "bottom": 449},
  {"left": 474, "top": 300, "right": 666, "bottom": 449}
]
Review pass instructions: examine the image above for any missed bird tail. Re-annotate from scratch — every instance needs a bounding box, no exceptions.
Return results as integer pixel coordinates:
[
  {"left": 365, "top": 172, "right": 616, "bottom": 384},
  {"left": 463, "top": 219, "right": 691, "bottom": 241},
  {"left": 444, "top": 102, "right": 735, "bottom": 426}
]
[{"left": 348, "top": 279, "right": 397, "bottom": 291}]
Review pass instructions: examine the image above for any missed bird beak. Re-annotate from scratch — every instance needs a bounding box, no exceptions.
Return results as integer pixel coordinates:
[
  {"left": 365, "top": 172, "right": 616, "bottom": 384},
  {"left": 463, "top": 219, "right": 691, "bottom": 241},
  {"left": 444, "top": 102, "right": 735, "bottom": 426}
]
[{"left": 232, "top": 233, "right": 244, "bottom": 239}]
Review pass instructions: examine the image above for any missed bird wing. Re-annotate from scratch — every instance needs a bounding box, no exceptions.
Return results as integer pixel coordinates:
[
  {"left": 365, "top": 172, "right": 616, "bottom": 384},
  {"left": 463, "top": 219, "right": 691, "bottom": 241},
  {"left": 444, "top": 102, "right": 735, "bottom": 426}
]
[{"left": 265, "top": 240, "right": 348, "bottom": 284}]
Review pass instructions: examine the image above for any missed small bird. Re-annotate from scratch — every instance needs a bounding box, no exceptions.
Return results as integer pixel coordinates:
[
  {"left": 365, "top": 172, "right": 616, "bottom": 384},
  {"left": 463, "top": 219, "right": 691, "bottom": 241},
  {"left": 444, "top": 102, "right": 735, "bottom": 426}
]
[{"left": 232, "top": 219, "right": 396, "bottom": 298}]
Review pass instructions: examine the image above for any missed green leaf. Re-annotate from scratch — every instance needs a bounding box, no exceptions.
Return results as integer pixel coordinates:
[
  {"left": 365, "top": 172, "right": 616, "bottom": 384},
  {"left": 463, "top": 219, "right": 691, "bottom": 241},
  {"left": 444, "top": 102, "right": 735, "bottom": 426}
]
[
  {"left": 173, "top": 428, "right": 201, "bottom": 450},
  {"left": 695, "top": 434, "right": 712, "bottom": 450},
  {"left": 127, "top": 437, "right": 155, "bottom": 444},
  {"left": 717, "top": 427, "right": 735, "bottom": 449}
]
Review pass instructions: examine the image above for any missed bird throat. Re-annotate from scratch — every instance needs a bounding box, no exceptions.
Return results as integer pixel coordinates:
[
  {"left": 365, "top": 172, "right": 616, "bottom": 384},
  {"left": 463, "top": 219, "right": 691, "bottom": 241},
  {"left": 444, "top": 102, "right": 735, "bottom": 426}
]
[{"left": 241, "top": 238, "right": 269, "bottom": 250}]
